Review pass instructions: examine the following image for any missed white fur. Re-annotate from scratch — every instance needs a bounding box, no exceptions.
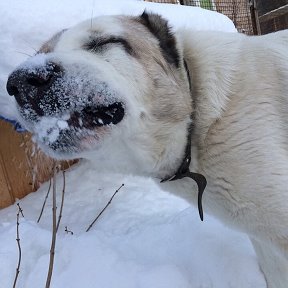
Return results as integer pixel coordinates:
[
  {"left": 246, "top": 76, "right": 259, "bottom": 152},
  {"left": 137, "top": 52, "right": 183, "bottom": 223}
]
[
  {"left": 12, "top": 15, "right": 288, "bottom": 288},
  {"left": 179, "top": 29, "right": 288, "bottom": 288}
]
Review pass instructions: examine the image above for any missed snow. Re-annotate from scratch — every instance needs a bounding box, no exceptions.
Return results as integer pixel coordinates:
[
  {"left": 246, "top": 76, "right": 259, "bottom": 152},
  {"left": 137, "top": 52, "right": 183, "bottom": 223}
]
[
  {"left": 0, "top": 162, "right": 266, "bottom": 288},
  {"left": 0, "top": 1, "right": 266, "bottom": 287},
  {"left": 35, "top": 116, "right": 69, "bottom": 144}
]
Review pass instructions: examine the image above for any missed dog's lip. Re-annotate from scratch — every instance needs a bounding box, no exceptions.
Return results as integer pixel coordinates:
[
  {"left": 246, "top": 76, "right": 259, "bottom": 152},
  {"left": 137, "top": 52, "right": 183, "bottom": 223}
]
[{"left": 67, "top": 102, "right": 125, "bottom": 129}]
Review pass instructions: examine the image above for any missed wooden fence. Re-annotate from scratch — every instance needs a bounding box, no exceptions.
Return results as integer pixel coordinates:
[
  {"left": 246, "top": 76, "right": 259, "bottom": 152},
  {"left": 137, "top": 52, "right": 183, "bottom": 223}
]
[{"left": 252, "top": 0, "right": 288, "bottom": 34}]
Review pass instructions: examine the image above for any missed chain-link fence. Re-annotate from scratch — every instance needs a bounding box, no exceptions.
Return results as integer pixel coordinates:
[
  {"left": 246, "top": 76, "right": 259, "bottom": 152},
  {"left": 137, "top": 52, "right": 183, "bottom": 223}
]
[{"left": 145, "top": 0, "right": 256, "bottom": 35}]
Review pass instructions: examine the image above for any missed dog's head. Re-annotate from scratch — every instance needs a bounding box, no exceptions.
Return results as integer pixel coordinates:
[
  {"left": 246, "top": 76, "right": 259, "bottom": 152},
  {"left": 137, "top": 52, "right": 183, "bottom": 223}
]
[{"left": 7, "top": 12, "right": 192, "bottom": 177}]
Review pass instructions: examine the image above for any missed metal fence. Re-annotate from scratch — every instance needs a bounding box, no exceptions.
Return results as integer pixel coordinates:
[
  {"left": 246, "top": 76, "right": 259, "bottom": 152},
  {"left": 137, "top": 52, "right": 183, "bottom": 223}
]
[{"left": 145, "top": 0, "right": 256, "bottom": 35}]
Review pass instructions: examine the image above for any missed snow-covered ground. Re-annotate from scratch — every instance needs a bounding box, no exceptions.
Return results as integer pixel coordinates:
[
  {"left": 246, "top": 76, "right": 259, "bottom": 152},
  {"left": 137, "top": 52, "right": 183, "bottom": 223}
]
[
  {"left": 0, "top": 1, "right": 266, "bottom": 287},
  {"left": 0, "top": 162, "right": 266, "bottom": 288}
]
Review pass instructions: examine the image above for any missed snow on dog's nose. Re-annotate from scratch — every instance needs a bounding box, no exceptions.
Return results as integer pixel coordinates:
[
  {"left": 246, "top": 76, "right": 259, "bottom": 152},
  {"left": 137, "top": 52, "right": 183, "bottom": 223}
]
[
  {"left": 6, "top": 52, "right": 127, "bottom": 158},
  {"left": 6, "top": 61, "right": 63, "bottom": 116}
]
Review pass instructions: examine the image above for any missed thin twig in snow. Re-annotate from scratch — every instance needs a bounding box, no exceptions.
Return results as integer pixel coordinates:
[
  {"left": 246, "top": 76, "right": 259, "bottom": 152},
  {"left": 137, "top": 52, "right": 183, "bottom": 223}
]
[
  {"left": 86, "top": 184, "right": 124, "bottom": 232},
  {"left": 37, "top": 178, "right": 52, "bottom": 223},
  {"left": 13, "top": 203, "right": 24, "bottom": 288},
  {"left": 45, "top": 163, "right": 57, "bottom": 288},
  {"left": 65, "top": 226, "right": 74, "bottom": 235},
  {"left": 56, "top": 170, "right": 66, "bottom": 232},
  {"left": 17, "top": 203, "right": 24, "bottom": 218}
]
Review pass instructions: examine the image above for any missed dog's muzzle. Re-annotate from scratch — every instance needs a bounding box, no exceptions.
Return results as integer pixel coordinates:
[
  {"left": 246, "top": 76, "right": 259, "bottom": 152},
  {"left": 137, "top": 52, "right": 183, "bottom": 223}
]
[
  {"left": 6, "top": 62, "right": 125, "bottom": 128},
  {"left": 6, "top": 62, "right": 63, "bottom": 116},
  {"left": 6, "top": 61, "right": 125, "bottom": 157}
]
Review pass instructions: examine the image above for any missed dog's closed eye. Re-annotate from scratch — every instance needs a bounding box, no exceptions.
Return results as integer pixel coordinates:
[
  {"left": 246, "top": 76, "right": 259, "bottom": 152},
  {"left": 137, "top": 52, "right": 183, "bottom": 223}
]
[{"left": 83, "top": 36, "right": 134, "bottom": 56}]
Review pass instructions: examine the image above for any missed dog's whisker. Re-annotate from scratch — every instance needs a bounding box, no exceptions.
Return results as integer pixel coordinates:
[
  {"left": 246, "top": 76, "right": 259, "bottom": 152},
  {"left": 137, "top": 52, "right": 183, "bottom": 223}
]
[
  {"left": 20, "top": 38, "right": 38, "bottom": 53},
  {"left": 90, "top": 0, "right": 95, "bottom": 29},
  {"left": 14, "top": 51, "right": 33, "bottom": 58}
]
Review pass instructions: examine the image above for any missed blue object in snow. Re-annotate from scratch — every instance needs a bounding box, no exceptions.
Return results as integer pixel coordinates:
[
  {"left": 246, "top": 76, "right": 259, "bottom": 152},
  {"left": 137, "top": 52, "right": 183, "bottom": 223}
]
[{"left": 0, "top": 115, "right": 26, "bottom": 132}]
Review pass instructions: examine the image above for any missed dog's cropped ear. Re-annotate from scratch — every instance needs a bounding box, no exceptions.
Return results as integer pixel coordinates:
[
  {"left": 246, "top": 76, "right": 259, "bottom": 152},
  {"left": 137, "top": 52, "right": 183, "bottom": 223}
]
[
  {"left": 38, "top": 29, "right": 67, "bottom": 54},
  {"left": 139, "top": 11, "right": 180, "bottom": 68}
]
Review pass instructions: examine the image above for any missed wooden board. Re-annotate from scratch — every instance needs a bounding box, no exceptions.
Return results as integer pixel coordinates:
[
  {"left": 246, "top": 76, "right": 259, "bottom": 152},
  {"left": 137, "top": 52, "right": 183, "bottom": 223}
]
[
  {"left": 0, "top": 157, "right": 14, "bottom": 208},
  {"left": 255, "top": 0, "right": 288, "bottom": 17},
  {"left": 0, "top": 119, "right": 75, "bottom": 209},
  {"left": 0, "top": 121, "right": 35, "bottom": 207}
]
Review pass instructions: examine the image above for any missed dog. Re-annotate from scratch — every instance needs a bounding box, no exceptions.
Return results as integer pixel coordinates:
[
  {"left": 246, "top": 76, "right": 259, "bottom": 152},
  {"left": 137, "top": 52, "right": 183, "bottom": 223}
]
[{"left": 6, "top": 12, "right": 288, "bottom": 288}]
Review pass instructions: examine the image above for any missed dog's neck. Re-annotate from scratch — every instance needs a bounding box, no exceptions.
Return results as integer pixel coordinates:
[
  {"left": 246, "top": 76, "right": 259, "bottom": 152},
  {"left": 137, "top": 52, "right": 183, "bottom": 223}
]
[
  {"left": 161, "top": 59, "right": 206, "bottom": 221},
  {"left": 180, "top": 30, "right": 238, "bottom": 146},
  {"left": 166, "top": 31, "right": 240, "bottom": 220}
]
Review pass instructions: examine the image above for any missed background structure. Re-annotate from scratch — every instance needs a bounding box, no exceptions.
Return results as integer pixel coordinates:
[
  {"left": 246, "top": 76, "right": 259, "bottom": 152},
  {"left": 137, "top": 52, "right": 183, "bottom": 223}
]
[
  {"left": 145, "top": 0, "right": 288, "bottom": 35},
  {"left": 253, "top": 0, "right": 288, "bottom": 34}
]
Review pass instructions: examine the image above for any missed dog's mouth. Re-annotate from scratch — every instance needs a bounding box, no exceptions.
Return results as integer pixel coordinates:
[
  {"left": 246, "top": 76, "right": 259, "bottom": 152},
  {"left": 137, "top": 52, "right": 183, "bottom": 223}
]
[
  {"left": 68, "top": 102, "right": 125, "bottom": 129},
  {"left": 27, "top": 101, "right": 125, "bottom": 157}
]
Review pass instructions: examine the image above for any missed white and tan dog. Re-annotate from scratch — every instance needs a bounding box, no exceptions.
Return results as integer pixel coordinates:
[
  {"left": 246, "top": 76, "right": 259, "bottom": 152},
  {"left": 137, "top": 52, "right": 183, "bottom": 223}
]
[{"left": 6, "top": 13, "right": 288, "bottom": 288}]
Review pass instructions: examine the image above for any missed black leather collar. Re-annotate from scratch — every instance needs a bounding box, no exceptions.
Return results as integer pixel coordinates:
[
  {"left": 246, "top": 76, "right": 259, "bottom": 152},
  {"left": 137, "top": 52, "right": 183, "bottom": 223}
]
[{"left": 161, "top": 60, "right": 207, "bottom": 221}]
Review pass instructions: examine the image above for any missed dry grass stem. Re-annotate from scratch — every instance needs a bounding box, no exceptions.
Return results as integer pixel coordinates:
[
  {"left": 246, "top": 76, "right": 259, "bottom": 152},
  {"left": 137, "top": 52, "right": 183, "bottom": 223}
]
[
  {"left": 37, "top": 178, "right": 52, "bottom": 223},
  {"left": 56, "top": 170, "right": 66, "bottom": 232},
  {"left": 86, "top": 184, "right": 124, "bottom": 232},
  {"left": 65, "top": 226, "right": 74, "bottom": 235},
  {"left": 13, "top": 203, "right": 24, "bottom": 288},
  {"left": 45, "top": 163, "right": 57, "bottom": 288}
]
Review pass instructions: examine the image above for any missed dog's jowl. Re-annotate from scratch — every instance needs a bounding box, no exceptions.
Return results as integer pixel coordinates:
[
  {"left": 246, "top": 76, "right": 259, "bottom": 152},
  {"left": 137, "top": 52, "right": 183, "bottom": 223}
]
[{"left": 7, "top": 12, "right": 288, "bottom": 288}]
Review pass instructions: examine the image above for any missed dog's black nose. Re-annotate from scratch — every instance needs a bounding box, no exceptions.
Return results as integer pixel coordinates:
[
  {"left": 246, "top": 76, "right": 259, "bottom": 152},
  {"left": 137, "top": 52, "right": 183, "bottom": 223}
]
[{"left": 6, "top": 63, "right": 62, "bottom": 115}]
